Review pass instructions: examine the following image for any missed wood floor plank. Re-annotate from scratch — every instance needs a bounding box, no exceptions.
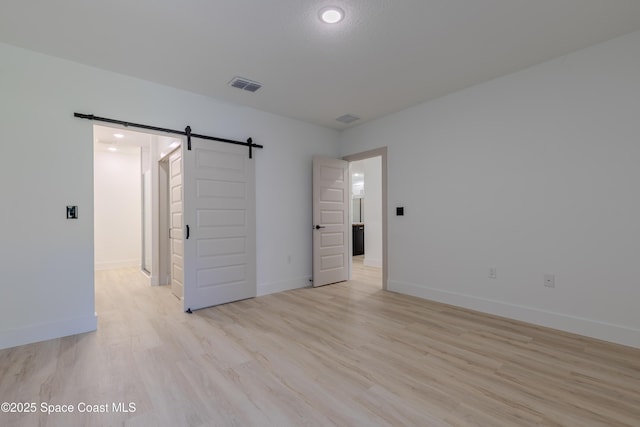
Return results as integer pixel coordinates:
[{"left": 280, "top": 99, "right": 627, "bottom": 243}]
[{"left": 1, "top": 262, "right": 639, "bottom": 426}]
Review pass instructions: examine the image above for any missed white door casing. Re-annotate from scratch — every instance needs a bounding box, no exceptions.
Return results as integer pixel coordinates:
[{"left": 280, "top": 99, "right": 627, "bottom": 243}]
[
  {"left": 182, "top": 139, "right": 256, "bottom": 311},
  {"left": 312, "top": 156, "right": 349, "bottom": 287},
  {"left": 169, "top": 150, "right": 184, "bottom": 299}
]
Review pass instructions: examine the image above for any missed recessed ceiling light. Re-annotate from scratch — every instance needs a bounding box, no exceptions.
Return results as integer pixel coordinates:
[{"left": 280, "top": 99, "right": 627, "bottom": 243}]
[
  {"left": 108, "top": 147, "right": 117, "bottom": 152},
  {"left": 319, "top": 6, "right": 344, "bottom": 24},
  {"left": 113, "top": 133, "right": 124, "bottom": 139}
]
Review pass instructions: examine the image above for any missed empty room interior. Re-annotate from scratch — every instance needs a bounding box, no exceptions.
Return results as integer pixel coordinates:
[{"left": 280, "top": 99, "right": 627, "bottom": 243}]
[{"left": 1, "top": 1, "right": 640, "bottom": 426}]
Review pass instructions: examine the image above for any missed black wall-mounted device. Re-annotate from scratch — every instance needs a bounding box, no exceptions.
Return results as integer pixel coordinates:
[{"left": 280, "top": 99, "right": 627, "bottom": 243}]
[{"left": 67, "top": 206, "right": 78, "bottom": 219}]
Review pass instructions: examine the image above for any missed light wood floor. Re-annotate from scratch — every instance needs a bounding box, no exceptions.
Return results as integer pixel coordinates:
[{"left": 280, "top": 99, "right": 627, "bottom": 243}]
[
  {"left": 1, "top": 267, "right": 639, "bottom": 427},
  {"left": 351, "top": 255, "right": 382, "bottom": 288}
]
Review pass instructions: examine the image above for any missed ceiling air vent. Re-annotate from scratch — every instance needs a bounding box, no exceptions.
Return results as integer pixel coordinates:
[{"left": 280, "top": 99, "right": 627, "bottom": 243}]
[
  {"left": 336, "top": 114, "right": 360, "bottom": 124},
  {"left": 229, "top": 76, "right": 262, "bottom": 93}
]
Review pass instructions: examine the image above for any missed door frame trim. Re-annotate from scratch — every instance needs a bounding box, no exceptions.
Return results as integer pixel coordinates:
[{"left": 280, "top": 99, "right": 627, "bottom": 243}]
[{"left": 342, "top": 147, "right": 388, "bottom": 290}]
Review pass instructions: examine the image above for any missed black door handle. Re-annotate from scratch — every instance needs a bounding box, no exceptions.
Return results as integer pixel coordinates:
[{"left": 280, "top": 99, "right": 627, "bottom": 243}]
[
  {"left": 186, "top": 225, "right": 190, "bottom": 239},
  {"left": 314, "top": 225, "right": 326, "bottom": 230}
]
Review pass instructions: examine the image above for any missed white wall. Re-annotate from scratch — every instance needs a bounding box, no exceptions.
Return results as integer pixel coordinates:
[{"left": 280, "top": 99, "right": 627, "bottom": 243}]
[
  {"left": 363, "top": 157, "right": 382, "bottom": 268},
  {"left": 0, "top": 42, "right": 339, "bottom": 349},
  {"left": 94, "top": 148, "right": 141, "bottom": 270},
  {"left": 340, "top": 31, "right": 640, "bottom": 348}
]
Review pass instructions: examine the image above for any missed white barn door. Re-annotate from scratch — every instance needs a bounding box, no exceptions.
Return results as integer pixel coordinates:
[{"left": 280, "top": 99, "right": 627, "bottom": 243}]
[
  {"left": 312, "top": 156, "right": 349, "bottom": 287},
  {"left": 182, "top": 139, "right": 256, "bottom": 312}
]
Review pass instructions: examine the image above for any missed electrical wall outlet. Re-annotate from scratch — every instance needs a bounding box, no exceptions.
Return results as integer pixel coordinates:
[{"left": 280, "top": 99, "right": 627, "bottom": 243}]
[
  {"left": 544, "top": 274, "right": 555, "bottom": 288},
  {"left": 489, "top": 267, "right": 497, "bottom": 279}
]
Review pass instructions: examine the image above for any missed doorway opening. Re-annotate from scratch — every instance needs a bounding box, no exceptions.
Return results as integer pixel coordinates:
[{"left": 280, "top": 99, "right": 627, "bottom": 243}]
[
  {"left": 94, "top": 122, "right": 258, "bottom": 312},
  {"left": 349, "top": 157, "right": 382, "bottom": 288},
  {"left": 93, "top": 124, "right": 181, "bottom": 286},
  {"left": 344, "top": 147, "right": 388, "bottom": 290}
]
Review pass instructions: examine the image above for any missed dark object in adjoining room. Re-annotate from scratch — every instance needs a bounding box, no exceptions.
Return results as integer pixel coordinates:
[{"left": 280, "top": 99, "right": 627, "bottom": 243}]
[{"left": 353, "top": 224, "right": 364, "bottom": 256}]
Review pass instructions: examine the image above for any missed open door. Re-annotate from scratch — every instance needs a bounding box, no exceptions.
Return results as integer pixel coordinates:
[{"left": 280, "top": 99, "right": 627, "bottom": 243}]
[
  {"left": 168, "top": 149, "right": 185, "bottom": 299},
  {"left": 182, "top": 138, "right": 256, "bottom": 312},
  {"left": 313, "top": 156, "right": 349, "bottom": 287}
]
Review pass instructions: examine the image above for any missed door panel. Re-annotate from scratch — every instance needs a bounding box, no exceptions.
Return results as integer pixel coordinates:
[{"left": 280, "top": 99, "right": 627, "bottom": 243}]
[
  {"left": 169, "top": 150, "right": 184, "bottom": 299},
  {"left": 183, "top": 139, "right": 256, "bottom": 311},
  {"left": 313, "top": 156, "right": 349, "bottom": 287}
]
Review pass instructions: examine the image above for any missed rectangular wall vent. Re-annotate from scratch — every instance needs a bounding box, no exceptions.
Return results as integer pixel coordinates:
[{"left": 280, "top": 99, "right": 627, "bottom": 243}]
[
  {"left": 336, "top": 114, "right": 360, "bottom": 124},
  {"left": 229, "top": 76, "right": 262, "bottom": 93}
]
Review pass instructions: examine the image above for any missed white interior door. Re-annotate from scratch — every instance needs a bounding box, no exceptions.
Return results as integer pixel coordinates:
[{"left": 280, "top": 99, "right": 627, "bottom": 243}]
[
  {"left": 182, "top": 139, "right": 256, "bottom": 311},
  {"left": 169, "top": 150, "right": 184, "bottom": 299},
  {"left": 313, "top": 156, "right": 349, "bottom": 287}
]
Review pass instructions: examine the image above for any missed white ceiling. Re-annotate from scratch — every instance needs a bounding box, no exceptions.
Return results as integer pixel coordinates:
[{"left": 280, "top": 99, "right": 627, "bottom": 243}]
[
  {"left": 2, "top": 1, "right": 640, "bottom": 130},
  {"left": 93, "top": 125, "right": 152, "bottom": 154},
  {"left": 94, "top": 125, "right": 150, "bottom": 145}
]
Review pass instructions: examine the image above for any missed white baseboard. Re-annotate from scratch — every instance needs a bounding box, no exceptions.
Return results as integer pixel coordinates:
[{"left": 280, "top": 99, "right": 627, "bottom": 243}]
[
  {"left": 0, "top": 313, "right": 98, "bottom": 350},
  {"left": 389, "top": 280, "right": 640, "bottom": 349},
  {"left": 364, "top": 257, "right": 382, "bottom": 268},
  {"left": 95, "top": 259, "right": 140, "bottom": 270},
  {"left": 258, "top": 276, "right": 311, "bottom": 296}
]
